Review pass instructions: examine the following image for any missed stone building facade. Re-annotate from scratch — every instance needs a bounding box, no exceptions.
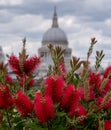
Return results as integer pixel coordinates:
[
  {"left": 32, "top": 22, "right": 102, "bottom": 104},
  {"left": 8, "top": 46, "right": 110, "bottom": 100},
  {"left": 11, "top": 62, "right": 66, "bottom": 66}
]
[{"left": 38, "top": 8, "right": 72, "bottom": 76}]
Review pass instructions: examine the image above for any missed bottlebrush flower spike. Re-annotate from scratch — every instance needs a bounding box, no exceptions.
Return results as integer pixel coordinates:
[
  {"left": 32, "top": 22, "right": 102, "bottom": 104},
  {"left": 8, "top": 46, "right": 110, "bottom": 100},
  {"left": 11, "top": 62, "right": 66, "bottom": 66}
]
[
  {"left": 8, "top": 51, "right": 41, "bottom": 76},
  {"left": 102, "top": 79, "right": 111, "bottom": 95},
  {"left": 45, "top": 76, "right": 65, "bottom": 103},
  {"left": 24, "top": 56, "right": 41, "bottom": 74},
  {"left": 14, "top": 91, "right": 33, "bottom": 117},
  {"left": 104, "top": 120, "right": 111, "bottom": 130},
  {"left": 98, "top": 91, "right": 111, "bottom": 109},
  {"left": 96, "top": 96, "right": 111, "bottom": 109},
  {"left": 88, "top": 72, "right": 101, "bottom": 90},
  {"left": 18, "top": 76, "right": 35, "bottom": 89},
  {"left": 34, "top": 91, "right": 55, "bottom": 123},
  {"left": 77, "top": 86, "right": 95, "bottom": 101},
  {"left": 104, "top": 66, "right": 111, "bottom": 79},
  {"left": 68, "top": 89, "right": 82, "bottom": 118},
  {"left": 0, "top": 85, "right": 13, "bottom": 109},
  {"left": 5, "top": 74, "right": 13, "bottom": 85},
  {"left": 98, "top": 120, "right": 111, "bottom": 130},
  {"left": 73, "top": 105, "right": 87, "bottom": 125},
  {"left": 60, "top": 84, "right": 75, "bottom": 110},
  {"left": 58, "top": 61, "right": 67, "bottom": 76},
  {"left": 74, "top": 105, "right": 86, "bottom": 117},
  {"left": 8, "top": 55, "right": 21, "bottom": 75}
]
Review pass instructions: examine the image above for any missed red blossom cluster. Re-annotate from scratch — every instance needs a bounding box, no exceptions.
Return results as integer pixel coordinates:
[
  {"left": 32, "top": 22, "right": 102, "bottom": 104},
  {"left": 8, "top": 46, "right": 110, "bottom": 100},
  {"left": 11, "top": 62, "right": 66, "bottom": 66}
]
[
  {"left": 0, "top": 85, "right": 13, "bottom": 109},
  {"left": 7, "top": 51, "right": 41, "bottom": 90},
  {"left": 1, "top": 41, "right": 111, "bottom": 129},
  {"left": 14, "top": 91, "right": 33, "bottom": 117},
  {"left": 33, "top": 65, "right": 111, "bottom": 129},
  {"left": 34, "top": 91, "right": 55, "bottom": 123},
  {"left": 34, "top": 76, "right": 86, "bottom": 123},
  {"left": 8, "top": 55, "right": 41, "bottom": 76},
  {"left": 1, "top": 62, "right": 111, "bottom": 129},
  {"left": 104, "top": 120, "right": 111, "bottom": 130}
]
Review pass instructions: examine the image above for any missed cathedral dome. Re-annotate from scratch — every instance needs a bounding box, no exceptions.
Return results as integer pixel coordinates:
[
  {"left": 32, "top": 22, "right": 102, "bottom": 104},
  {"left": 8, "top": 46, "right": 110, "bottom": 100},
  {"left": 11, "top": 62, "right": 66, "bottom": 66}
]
[
  {"left": 42, "top": 27, "right": 68, "bottom": 45},
  {"left": 42, "top": 7, "right": 68, "bottom": 46}
]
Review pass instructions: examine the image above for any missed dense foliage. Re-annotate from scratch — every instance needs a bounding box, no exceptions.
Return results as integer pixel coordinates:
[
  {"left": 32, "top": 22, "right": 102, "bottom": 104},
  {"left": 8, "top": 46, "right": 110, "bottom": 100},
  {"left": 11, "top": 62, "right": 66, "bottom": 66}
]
[{"left": 0, "top": 38, "right": 111, "bottom": 130}]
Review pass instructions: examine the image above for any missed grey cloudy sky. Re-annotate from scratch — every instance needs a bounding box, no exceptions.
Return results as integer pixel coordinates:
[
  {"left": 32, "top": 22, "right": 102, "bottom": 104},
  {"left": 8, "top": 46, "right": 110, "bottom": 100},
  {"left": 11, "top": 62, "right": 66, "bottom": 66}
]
[{"left": 0, "top": 0, "right": 111, "bottom": 67}]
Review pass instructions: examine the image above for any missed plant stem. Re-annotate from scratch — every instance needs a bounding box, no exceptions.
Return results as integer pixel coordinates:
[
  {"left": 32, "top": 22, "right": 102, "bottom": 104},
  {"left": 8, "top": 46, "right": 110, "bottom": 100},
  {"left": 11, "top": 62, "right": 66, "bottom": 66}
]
[
  {"left": 22, "top": 74, "right": 26, "bottom": 93},
  {"left": 47, "top": 121, "right": 51, "bottom": 130},
  {"left": 6, "top": 110, "right": 11, "bottom": 128}
]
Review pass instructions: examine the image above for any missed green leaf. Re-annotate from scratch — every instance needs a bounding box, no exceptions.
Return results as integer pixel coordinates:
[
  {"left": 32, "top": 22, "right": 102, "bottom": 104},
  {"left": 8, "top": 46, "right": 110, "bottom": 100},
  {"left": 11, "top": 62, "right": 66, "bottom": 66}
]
[
  {"left": 56, "top": 112, "right": 66, "bottom": 117},
  {"left": 26, "top": 124, "right": 47, "bottom": 130},
  {"left": 55, "top": 126, "right": 66, "bottom": 130}
]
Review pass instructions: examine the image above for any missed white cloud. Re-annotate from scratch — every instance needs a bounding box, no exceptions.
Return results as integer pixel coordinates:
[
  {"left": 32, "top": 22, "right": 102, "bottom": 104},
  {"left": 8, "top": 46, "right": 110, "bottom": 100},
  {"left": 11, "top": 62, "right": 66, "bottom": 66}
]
[
  {"left": 59, "top": 15, "right": 80, "bottom": 32},
  {"left": 1, "top": 34, "right": 41, "bottom": 63},
  {"left": 47, "top": 0, "right": 64, "bottom": 2},
  {"left": 0, "top": 14, "right": 51, "bottom": 35},
  {"left": 84, "top": 0, "right": 111, "bottom": 10},
  {"left": 105, "top": 18, "right": 111, "bottom": 28},
  {"left": 57, "top": 14, "right": 111, "bottom": 68},
  {"left": 0, "top": 0, "right": 111, "bottom": 68},
  {"left": 0, "top": 0, "right": 23, "bottom": 5}
]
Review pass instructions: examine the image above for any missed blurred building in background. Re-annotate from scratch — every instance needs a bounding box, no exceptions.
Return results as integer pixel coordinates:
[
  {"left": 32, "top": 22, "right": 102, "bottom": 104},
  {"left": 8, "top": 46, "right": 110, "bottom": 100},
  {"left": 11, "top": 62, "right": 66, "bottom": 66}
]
[
  {"left": 0, "top": 46, "right": 5, "bottom": 63},
  {"left": 38, "top": 7, "right": 72, "bottom": 77}
]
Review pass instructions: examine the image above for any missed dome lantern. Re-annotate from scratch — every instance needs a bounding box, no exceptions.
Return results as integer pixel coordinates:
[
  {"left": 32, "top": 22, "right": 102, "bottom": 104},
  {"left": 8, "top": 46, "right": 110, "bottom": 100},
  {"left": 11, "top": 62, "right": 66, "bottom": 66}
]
[
  {"left": 52, "top": 6, "right": 58, "bottom": 28},
  {"left": 42, "top": 7, "right": 68, "bottom": 46}
]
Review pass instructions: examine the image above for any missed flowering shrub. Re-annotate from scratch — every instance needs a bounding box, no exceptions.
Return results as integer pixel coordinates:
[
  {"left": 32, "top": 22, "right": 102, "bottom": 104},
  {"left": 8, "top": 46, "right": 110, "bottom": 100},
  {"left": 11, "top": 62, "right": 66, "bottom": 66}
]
[{"left": 0, "top": 37, "right": 111, "bottom": 130}]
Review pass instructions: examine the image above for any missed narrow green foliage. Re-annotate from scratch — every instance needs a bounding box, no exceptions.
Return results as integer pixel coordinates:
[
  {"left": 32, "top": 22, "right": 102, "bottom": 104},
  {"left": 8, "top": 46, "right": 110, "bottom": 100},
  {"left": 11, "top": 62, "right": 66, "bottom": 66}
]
[
  {"left": 95, "top": 50, "right": 105, "bottom": 71},
  {"left": 19, "top": 37, "right": 28, "bottom": 74},
  {"left": 81, "top": 38, "right": 97, "bottom": 82},
  {"left": 87, "top": 37, "right": 97, "bottom": 60},
  {"left": 70, "top": 57, "right": 82, "bottom": 71},
  {"left": 67, "top": 56, "right": 82, "bottom": 85},
  {"left": 48, "top": 44, "right": 65, "bottom": 75}
]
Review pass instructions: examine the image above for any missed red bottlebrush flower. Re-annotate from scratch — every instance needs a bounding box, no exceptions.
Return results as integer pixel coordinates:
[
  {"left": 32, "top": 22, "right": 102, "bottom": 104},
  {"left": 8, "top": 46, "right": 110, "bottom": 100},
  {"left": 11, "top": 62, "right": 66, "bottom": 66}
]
[
  {"left": 14, "top": 91, "right": 33, "bottom": 117},
  {"left": 60, "top": 84, "right": 75, "bottom": 110},
  {"left": 0, "top": 85, "right": 13, "bottom": 109},
  {"left": 74, "top": 105, "right": 86, "bottom": 124},
  {"left": 34, "top": 91, "right": 55, "bottom": 123},
  {"left": 8, "top": 54, "right": 41, "bottom": 76},
  {"left": 77, "top": 86, "right": 85, "bottom": 100},
  {"left": 68, "top": 89, "right": 82, "bottom": 118},
  {"left": 58, "top": 61, "right": 67, "bottom": 75},
  {"left": 96, "top": 96, "right": 103, "bottom": 108},
  {"left": 96, "top": 95, "right": 111, "bottom": 109},
  {"left": 78, "top": 87, "right": 95, "bottom": 101},
  {"left": 5, "top": 74, "right": 13, "bottom": 85},
  {"left": 89, "top": 88, "right": 95, "bottom": 100},
  {"left": 18, "top": 76, "right": 35, "bottom": 89},
  {"left": 74, "top": 105, "right": 86, "bottom": 117},
  {"left": 98, "top": 120, "right": 111, "bottom": 130},
  {"left": 104, "top": 120, "right": 111, "bottom": 130},
  {"left": 88, "top": 72, "right": 101, "bottom": 89},
  {"left": 105, "top": 99, "right": 111, "bottom": 108},
  {"left": 24, "top": 56, "right": 41, "bottom": 74},
  {"left": 45, "top": 76, "right": 64, "bottom": 104},
  {"left": 104, "top": 66, "right": 111, "bottom": 79},
  {"left": 102, "top": 79, "right": 111, "bottom": 95},
  {"left": 8, "top": 55, "right": 21, "bottom": 75}
]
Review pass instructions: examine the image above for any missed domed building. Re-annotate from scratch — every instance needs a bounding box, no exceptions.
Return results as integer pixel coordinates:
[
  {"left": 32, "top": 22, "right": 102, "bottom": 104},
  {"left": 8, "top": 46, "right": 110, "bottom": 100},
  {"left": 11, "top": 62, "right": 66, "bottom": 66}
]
[
  {"left": 38, "top": 7, "right": 72, "bottom": 76},
  {"left": 0, "top": 46, "right": 5, "bottom": 63}
]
